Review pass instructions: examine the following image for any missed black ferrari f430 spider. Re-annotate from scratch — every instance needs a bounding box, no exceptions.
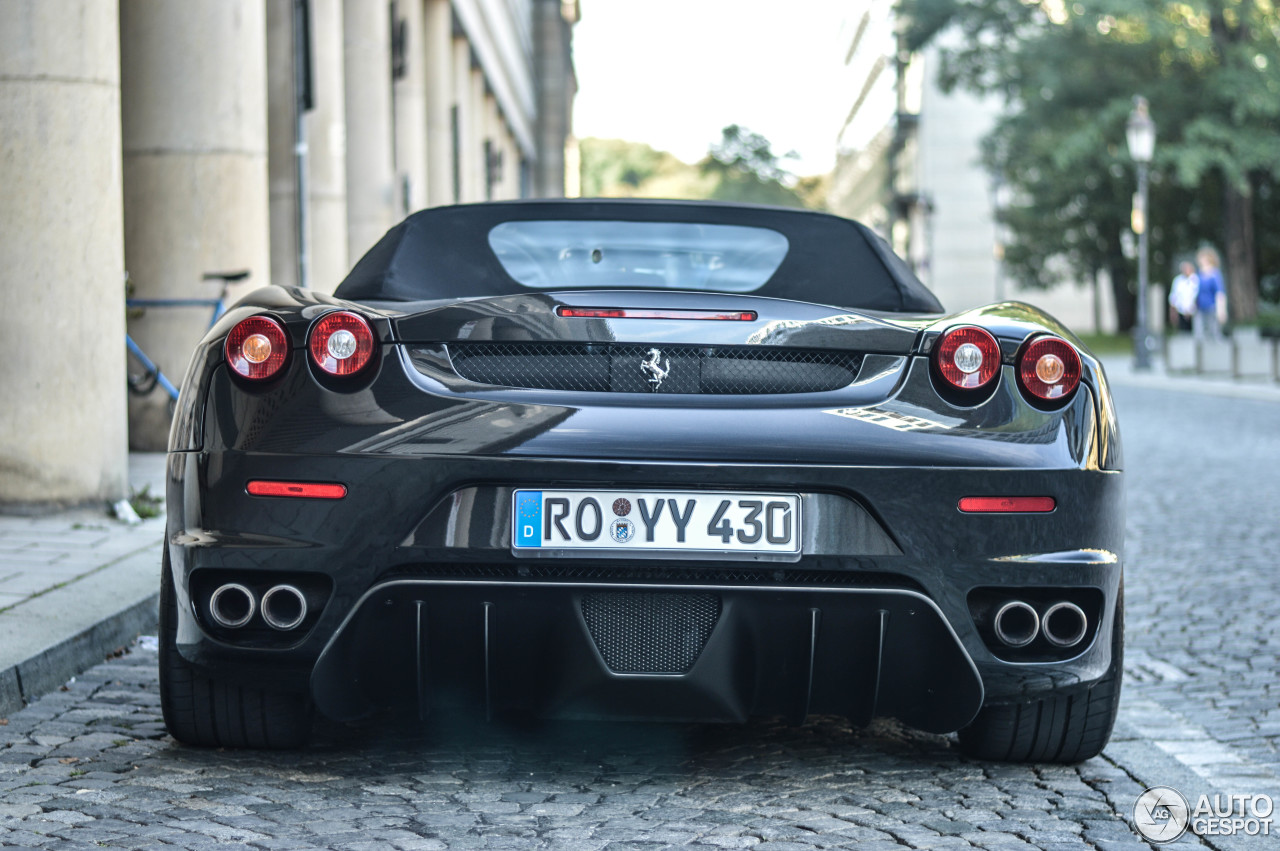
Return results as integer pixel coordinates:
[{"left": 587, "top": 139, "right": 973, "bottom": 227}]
[{"left": 160, "top": 200, "right": 1123, "bottom": 762}]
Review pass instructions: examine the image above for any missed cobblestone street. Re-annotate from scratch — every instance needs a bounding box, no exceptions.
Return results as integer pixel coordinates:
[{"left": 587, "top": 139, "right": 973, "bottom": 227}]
[{"left": 1, "top": 380, "right": 1276, "bottom": 850}]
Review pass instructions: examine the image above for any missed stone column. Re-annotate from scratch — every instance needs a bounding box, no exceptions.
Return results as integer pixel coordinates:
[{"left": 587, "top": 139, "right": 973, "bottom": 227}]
[
  {"left": 120, "top": 0, "right": 270, "bottom": 450},
  {"left": 307, "top": 0, "right": 350, "bottom": 291},
  {"left": 0, "top": 0, "right": 128, "bottom": 506},
  {"left": 266, "top": 0, "right": 348, "bottom": 294},
  {"left": 266, "top": 0, "right": 298, "bottom": 290},
  {"left": 453, "top": 38, "right": 476, "bottom": 202},
  {"left": 343, "top": 0, "right": 396, "bottom": 262},
  {"left": 533, "top": 0, "right": 574, "bottom": 198},
  {"left": 392, "top": 0, "right": 427, "bottom": 214},
  {"left": 424, "top": 0, "right": 453, "bottom": 207}
]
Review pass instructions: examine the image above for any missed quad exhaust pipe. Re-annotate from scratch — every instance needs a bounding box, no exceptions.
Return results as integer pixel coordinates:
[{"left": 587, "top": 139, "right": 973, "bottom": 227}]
[
  {"left": 261, "top": 584, "right": 308, "bottom": 631},
  {"left": 1041, "top": 601, "right": 1088, "bottom": 647},
  {"left": 208, "top": 582, "right": 308, "bottom": 631},
  {"left": 209, "top": 583, "right": 256, "bottom": 629},
  {"left": 991, "top": 599, "right": 1089, "bottom": 649},
  {"left": 992, "top": 601, "right": 1040, "bottom": 648}
]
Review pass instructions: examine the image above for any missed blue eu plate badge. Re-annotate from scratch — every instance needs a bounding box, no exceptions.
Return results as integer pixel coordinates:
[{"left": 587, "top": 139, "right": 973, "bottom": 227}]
[{"left": 514, "top": 491, "right": 542, "bottom": 547}]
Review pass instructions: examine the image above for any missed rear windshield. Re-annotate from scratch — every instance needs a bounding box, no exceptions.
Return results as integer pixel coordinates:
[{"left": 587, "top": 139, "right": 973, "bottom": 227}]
[{"left": 488, "top": 220, "right": 789, "bottom": 292}]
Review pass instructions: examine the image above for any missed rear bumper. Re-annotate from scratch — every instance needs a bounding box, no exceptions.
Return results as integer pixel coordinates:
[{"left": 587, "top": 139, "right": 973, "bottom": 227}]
[
  {"left": 166, "top": 447, "right": 1123, "bottom": 731},
  {"left": 310, "top": 580, "right": 984, "bottom": 733}
]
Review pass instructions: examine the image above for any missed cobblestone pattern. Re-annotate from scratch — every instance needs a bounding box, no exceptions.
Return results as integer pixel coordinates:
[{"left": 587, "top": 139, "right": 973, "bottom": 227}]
[
  {"left": 1116, "top": 384, "right": 1280, "bottom": 788},
  {"left": 0, "top": 646, "right": 1156, "bottom": 850},
  {"left": 0, "top": 384, "right": 1275, "bottom": 849}
]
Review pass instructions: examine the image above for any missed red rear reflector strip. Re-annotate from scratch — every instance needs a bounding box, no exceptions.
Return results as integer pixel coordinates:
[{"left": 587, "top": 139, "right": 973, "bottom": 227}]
[
  {"left": 958, "top": 496, "right": 1056, "bottom": 513},
  {"left": 247, "top": 481, "right": 347, "bottom": 499},
  {"left": 556, "top": 307, "right": 757, "bottom": 321}
]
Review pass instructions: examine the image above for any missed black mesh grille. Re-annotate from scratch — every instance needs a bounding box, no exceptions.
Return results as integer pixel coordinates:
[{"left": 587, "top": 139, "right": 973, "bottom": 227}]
[
  {"left": 581, "top": 591, "right": 720, "bottom": 674},
  {"left": 447, "top": 343, "right": 860, "bottom": 394}
]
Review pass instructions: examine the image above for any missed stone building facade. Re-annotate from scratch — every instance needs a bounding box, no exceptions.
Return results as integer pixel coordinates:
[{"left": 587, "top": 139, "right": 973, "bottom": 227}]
[
  {"left": 0, "top": 0, "right": 578, "bottom": 507},
  {"left": 827, "top": 6, "right": 1108, "bottom": 334}
]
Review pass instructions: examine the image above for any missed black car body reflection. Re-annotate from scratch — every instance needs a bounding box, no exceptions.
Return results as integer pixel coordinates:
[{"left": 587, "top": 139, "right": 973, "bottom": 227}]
[{"left": 160, "top": 200, "right": 1122, "bottom": 762}]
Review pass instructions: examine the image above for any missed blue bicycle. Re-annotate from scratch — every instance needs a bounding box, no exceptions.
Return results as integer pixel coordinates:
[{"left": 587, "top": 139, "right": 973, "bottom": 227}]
[{"left": 126, "top": 270, "right": 249, "bottom": 402}]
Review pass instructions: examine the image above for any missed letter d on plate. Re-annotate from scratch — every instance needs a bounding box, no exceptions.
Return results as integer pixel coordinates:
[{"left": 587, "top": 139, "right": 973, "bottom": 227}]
[{"left": 514, "top": 491, "right": 542, "bottom": 547}]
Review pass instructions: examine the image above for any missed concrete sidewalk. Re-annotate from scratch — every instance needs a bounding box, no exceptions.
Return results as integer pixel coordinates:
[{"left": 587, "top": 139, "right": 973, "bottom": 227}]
[
  {"left": 1101, "top": 353, "right": 1280, "bottom": 404},
  {"left": 1, "top": 353, "right": 1276, "bottom": 720},
  {"left": 0, "top": 454, "right": 166, "bottom": 717}
]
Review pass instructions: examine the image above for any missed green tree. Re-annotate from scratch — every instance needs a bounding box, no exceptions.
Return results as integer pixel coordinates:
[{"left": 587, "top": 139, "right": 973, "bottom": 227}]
[
  {"left": 579, "top": 128, "right": 821, "bottom": 211},
  {"left": 579, "top": 138, "right": 689, "bottom": 198},
  {"left": 900, "top": 0, "right": 1280, "bottom": 323},
  {"left": 701, "top": 125, "right": 809, "bottom": 208}
]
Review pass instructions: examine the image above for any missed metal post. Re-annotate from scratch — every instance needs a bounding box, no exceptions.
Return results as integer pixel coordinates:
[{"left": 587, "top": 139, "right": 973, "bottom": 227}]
[{"left": 1133, "top": 160, "right": 1152, "bottom": 370}]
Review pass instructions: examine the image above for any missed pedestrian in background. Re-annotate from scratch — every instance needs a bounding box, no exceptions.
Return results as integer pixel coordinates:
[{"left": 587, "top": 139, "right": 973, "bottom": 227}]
[
  {"left": 1193, "top": 247, "right": 1227, "bottom": 341},
  {"left": 1168, "top": 260, "right": 1198, "bottom": 333}
]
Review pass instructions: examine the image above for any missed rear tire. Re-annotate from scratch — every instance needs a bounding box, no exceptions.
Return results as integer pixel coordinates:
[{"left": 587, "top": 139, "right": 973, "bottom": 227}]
[
  {"left": 957, "top": 584, "right": 1123, "bottom": 763},
  {"left": 159, "top": 555, "right": 312, "bottom": 748}
]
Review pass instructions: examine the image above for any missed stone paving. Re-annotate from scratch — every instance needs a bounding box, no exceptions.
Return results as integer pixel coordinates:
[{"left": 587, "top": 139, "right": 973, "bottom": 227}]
[
  {"left": 0, "top": 378, "right": 1276, "bottom": 849},
  {"left": 1114, "top": 384, "right": 1280, "bottom": 796},
  {"left": 0, "top": 650, "right": 1155, "bottom": 851}
]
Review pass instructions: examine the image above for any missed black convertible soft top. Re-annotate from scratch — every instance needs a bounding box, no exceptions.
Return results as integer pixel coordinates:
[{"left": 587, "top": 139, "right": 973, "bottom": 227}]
[{"left": 334, "top": 199, "right": 944, "bottom": 313}]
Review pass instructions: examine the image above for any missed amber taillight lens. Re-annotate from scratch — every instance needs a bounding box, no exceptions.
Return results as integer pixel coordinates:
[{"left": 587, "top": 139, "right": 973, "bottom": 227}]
[
  {"left": 225, "top": 316, "right": 289, "bottom": 380},
  {"left": 308, "top": 311, "right": 376, "bottom": 376},
  {"left": 935, "top": 326, "right": 1001, "bottom": 390},
  {"left": 1018, "top": 336, "right": 1081, "bottom": 402}
]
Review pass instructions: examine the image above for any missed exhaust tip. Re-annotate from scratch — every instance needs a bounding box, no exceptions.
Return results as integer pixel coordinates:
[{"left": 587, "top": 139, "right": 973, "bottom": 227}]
[
  {"left": 1042, "top": 601, "right": 1088, "bottom": 647},
  {"left": 209, "top": 583, "right": 256, "bottom": 629},
  {"left": 993, "top": 600, "right": 1040, "bottom": 648},
  {"left": 261, "top": 584, "right": 308, "bottom": 631}
]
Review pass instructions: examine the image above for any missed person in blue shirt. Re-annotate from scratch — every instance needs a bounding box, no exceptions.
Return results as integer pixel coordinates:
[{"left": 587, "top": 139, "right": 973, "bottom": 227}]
[{"left": 1194, "top": 247, "right": 1227, "bottom": 341}]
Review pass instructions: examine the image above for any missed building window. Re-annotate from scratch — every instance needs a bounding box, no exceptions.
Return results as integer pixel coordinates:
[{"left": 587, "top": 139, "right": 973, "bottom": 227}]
[{"left": 450, "top": 105, "right": 461, "bottom": 203}]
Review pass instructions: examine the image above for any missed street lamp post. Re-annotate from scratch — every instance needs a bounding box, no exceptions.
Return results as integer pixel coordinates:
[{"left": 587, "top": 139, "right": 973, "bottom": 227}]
[{"left": 1126, "top": 96, "right": 1156, "bottom": 371}]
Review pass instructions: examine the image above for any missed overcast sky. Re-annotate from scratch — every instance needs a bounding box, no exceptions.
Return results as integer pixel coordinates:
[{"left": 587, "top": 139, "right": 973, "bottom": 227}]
[{"left": 571, "top": 1, "right": 851, "bottom": 177}]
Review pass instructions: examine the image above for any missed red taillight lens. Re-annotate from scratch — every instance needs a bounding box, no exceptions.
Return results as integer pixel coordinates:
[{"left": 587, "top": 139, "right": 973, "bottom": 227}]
[
  {"left": 225, "top": 316, "right": 289, "bottom": 380},
  {"left": 935, "top": 326, "right": 1001, "bottom": 389},
  {"left": 247, "top": 480, "right": 347, "bottom": 499},
  {"left": 958, "top": 496, "right": 1056, "bottom": 513},
  {"left": 1018, "top": 336, "right": 1081, "bottom": 402},
  {"left": 308, "top": 311, "right": 376, "bottom": 376}
]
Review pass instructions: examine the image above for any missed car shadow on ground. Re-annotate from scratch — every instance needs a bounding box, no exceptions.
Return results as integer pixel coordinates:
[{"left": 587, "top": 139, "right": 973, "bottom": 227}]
[{"left": 155, "top": 709, "right": 963, "bottom": 780}]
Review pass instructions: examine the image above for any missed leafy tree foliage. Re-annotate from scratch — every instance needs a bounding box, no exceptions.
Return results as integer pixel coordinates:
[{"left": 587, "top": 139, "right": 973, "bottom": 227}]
[
  {"left": 580, "top": 127, "right": 821, "bottom": 210},
  {"left": 900, "top": 0, "right": 1280, "bottom": 324},
  {"left": 700, "top": 124, "right": 806, "bottom": 207},
  {"left": 578, "top": 138, "right": 709, "bottom": 199}
]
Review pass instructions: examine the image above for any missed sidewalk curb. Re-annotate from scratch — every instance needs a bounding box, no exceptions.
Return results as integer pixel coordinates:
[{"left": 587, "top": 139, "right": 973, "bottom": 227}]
[
  {"left": 0, "top": 546, "right": 161, "bottom": 718},
  {"left": 0, "top": 594, "right": 159, "bottom": 718}
]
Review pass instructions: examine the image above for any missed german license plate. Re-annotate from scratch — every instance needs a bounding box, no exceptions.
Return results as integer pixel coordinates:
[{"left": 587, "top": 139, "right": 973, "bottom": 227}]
[{"left": 512, "top": 490, "right": 801, "bottom": 554}]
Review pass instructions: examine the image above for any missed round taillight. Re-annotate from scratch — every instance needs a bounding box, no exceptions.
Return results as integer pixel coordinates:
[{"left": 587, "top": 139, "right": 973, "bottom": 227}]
[
  {"left": 225, "top": 316, "right": 289, "bottom": 380},
  {"left": 308, "top": 311, "right": 376, "bottom": 376},
  {"left": 935, "top": 326, "right": 1001, "bottom": 390},
  {"left": 1019, "top": 336, "right": 1081, "bottom": 402}
]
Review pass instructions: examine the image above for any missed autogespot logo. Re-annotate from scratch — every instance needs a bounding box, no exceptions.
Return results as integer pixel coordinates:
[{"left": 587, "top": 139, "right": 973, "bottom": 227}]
[
  {"left": 1134, "top": 786, "right": 1275, "bottom": 842},
  {"left": 1134, "top": 786, "right": 1190, "bottom": 843}
]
